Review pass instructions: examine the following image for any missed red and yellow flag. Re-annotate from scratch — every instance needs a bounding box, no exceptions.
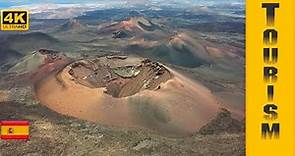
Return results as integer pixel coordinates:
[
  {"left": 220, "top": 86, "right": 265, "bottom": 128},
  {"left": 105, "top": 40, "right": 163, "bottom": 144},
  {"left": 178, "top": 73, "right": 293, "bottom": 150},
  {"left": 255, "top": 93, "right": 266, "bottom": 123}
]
[{"left": 0, "top": 121, "right": 29, "bottom": 140}]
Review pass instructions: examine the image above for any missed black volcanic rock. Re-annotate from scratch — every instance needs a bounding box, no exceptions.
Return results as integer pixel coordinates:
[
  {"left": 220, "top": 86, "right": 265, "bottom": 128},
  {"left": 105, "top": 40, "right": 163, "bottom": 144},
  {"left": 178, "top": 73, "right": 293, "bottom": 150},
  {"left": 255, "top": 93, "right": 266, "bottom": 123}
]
[
  {"left": 199, "top": 108, "right": 243, "bottom": 135},
  {"left": 112, "top": 30, "right": 130, "bottom": 39}
]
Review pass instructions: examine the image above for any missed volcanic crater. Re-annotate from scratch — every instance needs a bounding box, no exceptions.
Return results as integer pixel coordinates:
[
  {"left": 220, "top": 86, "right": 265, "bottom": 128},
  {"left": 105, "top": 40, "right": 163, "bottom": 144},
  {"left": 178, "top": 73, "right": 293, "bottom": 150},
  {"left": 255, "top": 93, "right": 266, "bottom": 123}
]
[
  {"left": 34, "top": 50, "right": 221, "bottom": 136},
  {"left": 66, "top": 56, "right": 172, "bottom": 98}
]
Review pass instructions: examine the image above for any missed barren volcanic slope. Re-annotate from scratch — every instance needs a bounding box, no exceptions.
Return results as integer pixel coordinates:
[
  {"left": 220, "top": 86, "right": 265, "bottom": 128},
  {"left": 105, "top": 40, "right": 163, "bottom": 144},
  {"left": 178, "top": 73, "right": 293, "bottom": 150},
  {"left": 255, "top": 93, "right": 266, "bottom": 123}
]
[{"left": 35, "top": 55, "right": 221, "bottom": 136}]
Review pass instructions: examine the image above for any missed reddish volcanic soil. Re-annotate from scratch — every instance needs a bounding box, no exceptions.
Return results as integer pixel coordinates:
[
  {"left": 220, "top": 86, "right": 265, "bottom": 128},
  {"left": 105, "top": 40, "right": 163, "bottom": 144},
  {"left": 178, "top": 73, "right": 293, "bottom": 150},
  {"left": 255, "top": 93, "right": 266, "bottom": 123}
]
[
  {"left": 34, "top": 56, "right": 221, "bottom": 136},
  {"left": 0, "top": 90, "right": 9, "bottom": 102},
  {"left": 31, "top": 49, "right": 72, "bottom": 84}
]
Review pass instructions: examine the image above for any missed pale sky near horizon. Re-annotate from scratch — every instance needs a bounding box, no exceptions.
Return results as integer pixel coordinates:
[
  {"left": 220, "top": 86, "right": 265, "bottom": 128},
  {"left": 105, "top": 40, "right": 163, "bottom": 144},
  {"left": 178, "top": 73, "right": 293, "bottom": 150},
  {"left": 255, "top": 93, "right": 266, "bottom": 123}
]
[
  {"left": 0, "top": 0, "right": 244, "bottom": 8},
  {"left": 0, "top": 0, "right": 120, "bottom": 8}
]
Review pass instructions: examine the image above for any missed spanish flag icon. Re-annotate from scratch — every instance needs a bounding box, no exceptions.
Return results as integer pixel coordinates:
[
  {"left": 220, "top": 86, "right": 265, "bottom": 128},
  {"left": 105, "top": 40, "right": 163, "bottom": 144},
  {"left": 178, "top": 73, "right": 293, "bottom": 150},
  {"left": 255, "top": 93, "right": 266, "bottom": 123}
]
[{"left": 0, "top": 121, "right": 29, "bottom": 140}]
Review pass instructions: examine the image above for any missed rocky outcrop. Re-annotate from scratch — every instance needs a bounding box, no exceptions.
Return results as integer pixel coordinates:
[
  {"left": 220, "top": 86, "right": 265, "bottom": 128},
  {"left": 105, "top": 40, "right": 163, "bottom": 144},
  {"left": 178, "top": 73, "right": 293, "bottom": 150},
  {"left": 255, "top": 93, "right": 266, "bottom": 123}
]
[{"left": 199, "top": 108, "right": 244, "bottom": 135}]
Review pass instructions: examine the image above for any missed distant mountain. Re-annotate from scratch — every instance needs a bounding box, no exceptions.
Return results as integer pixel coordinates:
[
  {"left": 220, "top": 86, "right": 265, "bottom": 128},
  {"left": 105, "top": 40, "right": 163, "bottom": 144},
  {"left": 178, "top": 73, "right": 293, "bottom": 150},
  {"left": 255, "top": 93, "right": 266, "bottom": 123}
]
[
  {"left": 97, "top": 17, "right": 164, "bottom": 40},
  {"left": 15, "top": 2, "right": 126, "bottom": 19},
  {"left": 0, "top": 32, "right": 75, "bottom": 54},
  {"left": 124, "top": 32, "right": 212, "bottom": 68},
  {"left": 93, "top": 16, "right": 242, "bottom": 68},
  {"left": 0, "top": 48, "right": 23, "bottom": 70},
  {"left": 55, "top": 19, "right": 85, "bottom": 32}
]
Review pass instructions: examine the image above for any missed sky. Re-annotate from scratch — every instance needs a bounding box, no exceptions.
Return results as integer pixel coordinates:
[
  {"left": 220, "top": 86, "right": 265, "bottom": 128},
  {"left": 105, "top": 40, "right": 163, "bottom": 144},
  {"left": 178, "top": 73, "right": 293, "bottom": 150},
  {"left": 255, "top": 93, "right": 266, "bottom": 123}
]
[
  {"left": 0, "top": 0, "right": 244, "bottom": 9},
  {"left": 0, "top": 0, "right": 112, "bottom": 8}
]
